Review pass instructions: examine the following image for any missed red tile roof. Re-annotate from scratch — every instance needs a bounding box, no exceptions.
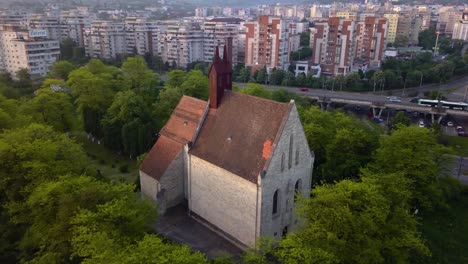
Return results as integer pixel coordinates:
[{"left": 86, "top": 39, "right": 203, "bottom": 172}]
[
  {"left": 189, "top": 91, "right": 291, "bottom": 184},
  {"left": 140, "top": 96, "right": 208, "bottom": 180}
]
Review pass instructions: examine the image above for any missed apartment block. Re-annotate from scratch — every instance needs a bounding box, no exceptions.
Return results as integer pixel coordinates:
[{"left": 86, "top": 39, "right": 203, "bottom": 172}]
[
  {"left": 83, "top": 21, "right": 127, "bottom": 60},
  {"left": 396, "top": 10, "right": 421, "bottom": 45},
  {"left": 383, "top": 13, "right": 398, "bottom": 43},
  {"left": 125, "top": 17, "right": 160, "bottom": 56},
  {"left": 452, "top": 12, "right": 468, "bottom": 41},
  {"left": 439, "top": 9, "right": 463, "bottom": 36},
  {"left": 244, "top": 16, "right": 291, "bottom": 72},
  {"left": 28, "top": 15, "right": 64, "bottom": 41},
  {"left": 0, "top": 25, "right": 59, "bottom": 77},
  {"left": 158, "top": 23, "right": 204, "bottom": 68},
  {"left": 310, "top": 17, "right": 355, "bottom": 76},
  {"left": 202, "top": 18, "right": 241, "bottom": 65},
  {"left": 354, "top": 17, "right": 388, "bottom": 68}
]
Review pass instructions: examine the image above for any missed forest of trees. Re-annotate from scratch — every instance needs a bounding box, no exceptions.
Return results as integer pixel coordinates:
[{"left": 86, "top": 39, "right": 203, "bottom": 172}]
[{"left": 0, "top": 52, "right": 466, "bottom": 263}]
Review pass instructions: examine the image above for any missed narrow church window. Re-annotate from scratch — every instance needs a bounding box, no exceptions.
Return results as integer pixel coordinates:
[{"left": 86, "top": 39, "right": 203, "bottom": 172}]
[
  {"left": 294, "top": 179, "right": 302, "bottom": 203},
  {"left": 295, "top": 148, "right": 299, "bottom": 165},
  {"left": 288, "top": 135, "right": 293, "bottom": 169},
  {"left": 273, "top": 190, "right": 279, "bottom": 215},
  {"left": 281, "top": 153, "right": 285, "bottom": 172}
]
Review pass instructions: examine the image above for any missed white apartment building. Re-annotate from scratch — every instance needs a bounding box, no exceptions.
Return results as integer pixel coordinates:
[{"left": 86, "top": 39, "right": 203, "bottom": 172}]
[
  {"left": 28, "top": 15, "right": 63, "bottom": 42},
  {"left": 84, "top": 21, "right": 127, "bottom": 60},
  {"left": 0, "top": 25, "right": 59, "bottom": 77},
  {"left": 158, "top": 23, "right": 204, "bottom": 68},
  {"left": 60, "top": 10, "right": 92, "bottom": 47},
  {"left": 452, "top": 13, "right": 468, "bottom": 41},
  {"left": 202, "top": 18, "right": 243, "bottom": 65},
  {"left": 125, "top": 17, "right": 160, "bottom": 56}
]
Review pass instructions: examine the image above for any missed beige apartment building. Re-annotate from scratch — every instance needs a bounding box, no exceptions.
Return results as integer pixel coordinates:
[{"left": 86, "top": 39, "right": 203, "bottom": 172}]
[{"left": 0, "top": 25, "right": 59, "bottom": 77}]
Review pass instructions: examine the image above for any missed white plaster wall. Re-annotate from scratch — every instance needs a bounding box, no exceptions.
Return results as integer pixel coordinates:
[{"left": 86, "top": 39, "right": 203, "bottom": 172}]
[
  {"left": 259, "top": 104, "right": 314, "bottom": 239},
  {"left": 189, "top": 155, "right": 258, "bottom": 247},
  {"left": 140, "top": 171, "right": 159, "bottom": 202}
]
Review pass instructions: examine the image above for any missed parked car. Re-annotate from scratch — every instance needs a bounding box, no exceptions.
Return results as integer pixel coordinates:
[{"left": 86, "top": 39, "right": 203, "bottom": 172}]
[
  {"left": 418, "top": 120, "right": 425, "bottom": 128},
  {"left": 447, "top": 121, "right": 454, "bottom": 127},
  {"left": 413, "top": 111, "right": 419, "bottom": 117},
  {"left": 458, "top": 130, "right": 467, "bottom": 137},
  {"left": 456, "top": 126, "right": 464, "bottom": 132},
  {"left": 299, "top": 88, "right": 309, "bottom": 92},
  {"left": 388, "top": 96, "right": 401, "bottom": 103}
]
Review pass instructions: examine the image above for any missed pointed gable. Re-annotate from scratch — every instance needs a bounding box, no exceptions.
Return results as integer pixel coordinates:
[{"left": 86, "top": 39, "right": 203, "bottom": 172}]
[{"left": 189, "top": 91, "right": 291, "bottom": 183}]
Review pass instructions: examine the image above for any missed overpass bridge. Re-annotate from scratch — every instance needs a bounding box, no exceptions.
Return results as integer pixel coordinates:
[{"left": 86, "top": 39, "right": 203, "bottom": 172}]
[{"left": 312, "top": 94, "right": 468, "bottom": 122}]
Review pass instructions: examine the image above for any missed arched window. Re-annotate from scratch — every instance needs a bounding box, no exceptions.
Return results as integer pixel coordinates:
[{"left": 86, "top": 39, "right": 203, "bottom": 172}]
[
  {"left": 281, "top": 153, "right": 285, "bottom": 172},
  {"left": 295, "top": 148, "right": 299, "bottom": 165},
  {"left": 273, "top": 190, "right": 279, "bottom": 215},
  {"left": 294, "top": 179, "right": 302, "bottom": 203},
  {"left": 288, "top": 135, "right": 293, "bottom": 169}
]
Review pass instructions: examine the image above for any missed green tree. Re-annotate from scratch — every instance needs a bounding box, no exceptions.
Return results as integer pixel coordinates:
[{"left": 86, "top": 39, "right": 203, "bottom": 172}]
[
  {"left": 238, "top": 83, "right": 272, "bottom": 99},
  {"left": 22, "top": 87, "right": 77, "bottom": 132},
  {"left": 102, "top": 90, "right": 155, "bottom": 157},
  {"left": 0, "top": 124, "right": 88, "bottom": 205},
  {"left": 255, "top": 68, "right": 267, "bottom": 84},
  {"left": 165, "top": 70, "right": 187, "bottom": 89},
  {"left": 391, "top": 111, "right": 411, "bottom": 128},
  {"left": 270, "top": 68, "right": 285, "bottom": 85},
  {"left": 300, "top": 32, "right": 310, "bottom": 47},
  {"left": 300, "top": 107, "right": 379, "bottom": 183},
  {"left": 71, "top": 189, "right": 157, "bottom": 263},
  {"left": 14, "top": 68, "right": 33, "bottom": 93},
  {"left": 48, "top": 61, "right": 76, "bottom": 80},
  {"left": 238, "top": 66, "right": 251, "bottom": 82},
  {"left": 153, "top": 86, "right": 183, "bottom": 127},
  {"left": 179, "top": 70, "right": 209, "bottom": 100},
  {"left": 60, "top": 38, "right": 77, "bottom": 60},
  {"left": 16, "top": 175, "right": 142, "bottom": 263},
  {"left": 67, "top": 63, "right": 117, "bottom": 137},
  {"left": 367, "top": 126, "right": 456, "bottom": 210},
  {"left": 122, "top": 56, "right": 158, "bottom": 90},
  {"left": 276, "top": 177, "right": 429, "bottom": 264},
  {"left": 394, "top": 35, "right": 409, "bottom": 47}
]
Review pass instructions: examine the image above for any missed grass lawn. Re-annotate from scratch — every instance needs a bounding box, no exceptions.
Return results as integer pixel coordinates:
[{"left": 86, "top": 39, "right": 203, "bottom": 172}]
[
  {"left": 419, "top": 191, "right": 468, "bottom": 264},
  {"left": 440, "top": 135, "right": 468, "bottom": 157},
  {"left": 72, "top": 132, "right": 138, "bottom": 183}
]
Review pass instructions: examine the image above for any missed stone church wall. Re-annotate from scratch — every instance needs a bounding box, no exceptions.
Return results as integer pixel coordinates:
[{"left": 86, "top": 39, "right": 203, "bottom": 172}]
[
  {"left": 188, "top": 155, "right": 258, "bottom": 247},
  {"left": 259, "top": 104, "right": 314, "bottom": 239}
]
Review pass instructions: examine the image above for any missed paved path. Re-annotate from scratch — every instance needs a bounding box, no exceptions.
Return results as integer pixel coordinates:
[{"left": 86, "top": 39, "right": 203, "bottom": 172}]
[{"left": 154, "top": 204, "right": 243, "bottom": 260}]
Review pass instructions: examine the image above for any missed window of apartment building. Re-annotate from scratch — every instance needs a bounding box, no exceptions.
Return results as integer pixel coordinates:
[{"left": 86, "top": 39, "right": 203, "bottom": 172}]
[{"left": 273, "top": 190, "right": 279, "bottom": 215}]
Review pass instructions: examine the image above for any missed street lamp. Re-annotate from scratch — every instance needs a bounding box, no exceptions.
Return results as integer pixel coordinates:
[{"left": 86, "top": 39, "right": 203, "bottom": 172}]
[{"left": 433, "top": 31, "right": 440, "bottom": 57}]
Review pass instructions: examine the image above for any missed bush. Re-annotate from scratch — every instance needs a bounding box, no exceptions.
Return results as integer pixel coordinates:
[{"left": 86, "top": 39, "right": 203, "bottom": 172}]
[
  {"left": 119, "top": 164, "right": 129, "bottom": 173},
  {"left": 99, "top": 159, "right": 106, "bottom": 165}
]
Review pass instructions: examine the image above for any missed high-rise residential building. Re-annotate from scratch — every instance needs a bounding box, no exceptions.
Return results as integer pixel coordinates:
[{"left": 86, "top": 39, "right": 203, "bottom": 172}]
[
  {"left": 28, "top": 15, "right": 63, "bottom": 42},
  {"left": 124, "top": 17, "right": 159, "bottom": 56},
  {"left": 335, "top": 11, "right": 358, "bottom": 21},
  {"left": 195, "top": 8, "right": 208, "bottom": 18},
  {"left": 396, "top": 10, "right": 421, "bottom": 45},
  {"left": 310, "top": 17, "right": 355, "bottom": 76},
  {"left": 309, "top": 5, "right": 323, "bottom": 19},
  {"left": 202, "top": 18, "right": 242, "bottom": 65},
  {"left": 439, "top": 9, "right": 463, "bottom": 36},
  {"left": 158, "top": 22, "right": 204, "bottom": 68},
  {"left": 384, "top": 13, "right": 399, "bottom": 42},
  {"left": 0, "top": 25, "right": 59, "bottom": 77},
  {"left": 452, "top": 12, "right": 468, "bottom": 41},
  {"left": 83, "top": 21, "right": 127, "bottom": 60},
  {"left": 245, "top": 16, "right": 291, "bottom": 73},
  {"left": 60, "top": 9, "right": 92, "bottom": 47},
  {"left": 354, "top": 17, "right": 388, "bottom": 68}
]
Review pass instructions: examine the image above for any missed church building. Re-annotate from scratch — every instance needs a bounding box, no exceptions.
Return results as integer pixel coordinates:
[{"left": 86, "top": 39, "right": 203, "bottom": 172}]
[{"left": 139, "top": 41, "right": 314, "bottom": 248}]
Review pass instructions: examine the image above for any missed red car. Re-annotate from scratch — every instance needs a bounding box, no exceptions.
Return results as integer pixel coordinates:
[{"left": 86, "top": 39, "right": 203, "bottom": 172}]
[{"left": 299, "top": 88, "right": 309, "bottom": 92}]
